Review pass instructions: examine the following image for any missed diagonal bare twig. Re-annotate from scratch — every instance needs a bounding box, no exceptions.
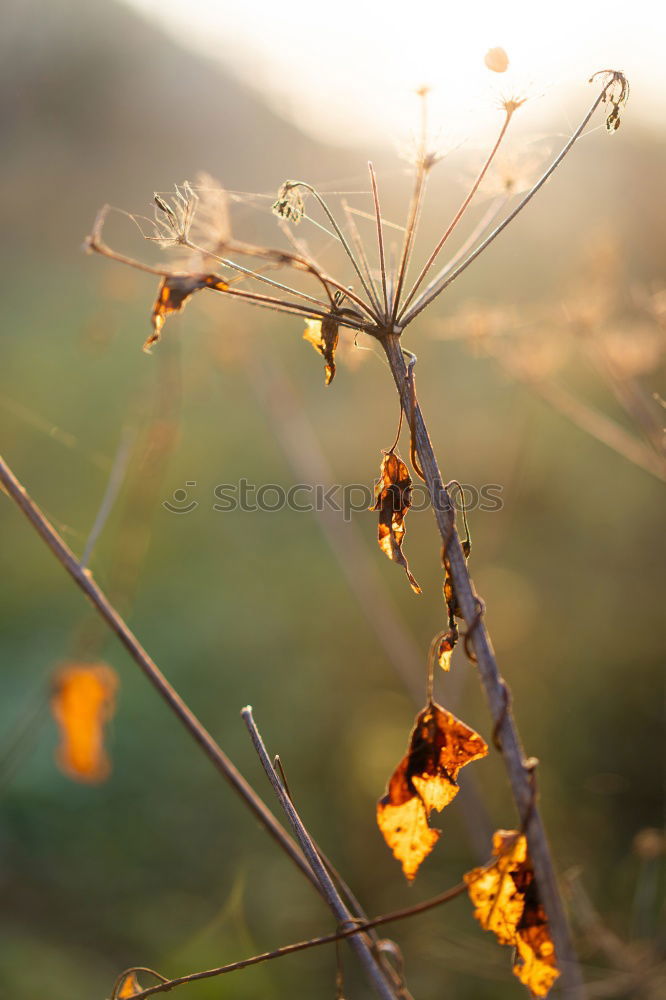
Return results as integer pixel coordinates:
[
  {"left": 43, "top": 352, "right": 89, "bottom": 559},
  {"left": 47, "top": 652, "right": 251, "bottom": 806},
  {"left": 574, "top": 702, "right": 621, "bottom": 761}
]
[{"left": 241, "top": 706, "right": 406, "bottom": 1000}]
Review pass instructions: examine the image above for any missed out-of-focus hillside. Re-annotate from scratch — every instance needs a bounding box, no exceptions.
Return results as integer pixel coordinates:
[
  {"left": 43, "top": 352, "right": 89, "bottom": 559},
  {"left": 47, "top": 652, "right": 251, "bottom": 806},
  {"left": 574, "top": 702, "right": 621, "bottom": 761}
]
[
  {"left": 1, "top": 3, "right": 664, "bottom": 1000},
  {"left": 0, "top": 0, "right": 353, "bottom": 257}
]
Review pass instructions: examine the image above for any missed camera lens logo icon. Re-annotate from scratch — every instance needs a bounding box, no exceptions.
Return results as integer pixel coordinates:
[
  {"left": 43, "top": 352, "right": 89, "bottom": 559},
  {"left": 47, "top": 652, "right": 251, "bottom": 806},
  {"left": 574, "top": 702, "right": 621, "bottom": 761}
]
[{"left": 162, "top": 482, "right": 198, "bottom": 514}]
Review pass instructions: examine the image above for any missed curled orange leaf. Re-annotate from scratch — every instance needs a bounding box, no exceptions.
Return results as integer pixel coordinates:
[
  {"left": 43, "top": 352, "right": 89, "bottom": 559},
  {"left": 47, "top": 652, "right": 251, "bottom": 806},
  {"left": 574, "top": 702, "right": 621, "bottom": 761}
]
[
  {"left": 51, "top": 662, "right": 118, "bottom": 784},
  {"left": 303, "top": 315, "right": 340, "bottom": 385},
  {"left": 377, "top": 701, "right": 488, "bottom": 880},
  {"left": 373, "top": 452, "right": 421, "bottom": 594},
  {"left": 464, "top": 830, "right": 560, "bottom": 998},
  {"left": 146, "top": 273, "right": 229, "bottom": 352}
]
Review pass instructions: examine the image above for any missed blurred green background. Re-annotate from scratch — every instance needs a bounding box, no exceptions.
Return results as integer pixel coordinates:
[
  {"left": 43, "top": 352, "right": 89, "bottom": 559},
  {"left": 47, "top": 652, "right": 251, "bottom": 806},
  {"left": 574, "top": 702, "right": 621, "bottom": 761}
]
[{"left": 1, "top": 2, "right": 664, "bottom": 998}]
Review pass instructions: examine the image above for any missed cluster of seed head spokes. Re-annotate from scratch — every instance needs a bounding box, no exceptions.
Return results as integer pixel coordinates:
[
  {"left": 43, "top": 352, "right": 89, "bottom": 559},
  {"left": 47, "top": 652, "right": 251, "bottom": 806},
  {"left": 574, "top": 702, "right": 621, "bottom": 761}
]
[{"left": 85, "top": 72, "right": 628, "bottom": 351}]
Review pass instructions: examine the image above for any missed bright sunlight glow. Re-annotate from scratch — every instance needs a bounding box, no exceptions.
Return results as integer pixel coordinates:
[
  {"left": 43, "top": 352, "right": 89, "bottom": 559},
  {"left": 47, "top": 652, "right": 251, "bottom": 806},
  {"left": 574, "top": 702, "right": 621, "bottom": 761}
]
[{"left": 125, "top": 0, "right": 663, "bottom": 146}]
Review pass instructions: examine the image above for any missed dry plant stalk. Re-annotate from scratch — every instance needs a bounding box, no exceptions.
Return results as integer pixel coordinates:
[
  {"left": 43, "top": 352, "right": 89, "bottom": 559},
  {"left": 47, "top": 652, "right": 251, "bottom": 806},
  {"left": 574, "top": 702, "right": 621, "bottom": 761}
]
[{"left": 1, "top": 66, "right": 631, "bottom": 1000}]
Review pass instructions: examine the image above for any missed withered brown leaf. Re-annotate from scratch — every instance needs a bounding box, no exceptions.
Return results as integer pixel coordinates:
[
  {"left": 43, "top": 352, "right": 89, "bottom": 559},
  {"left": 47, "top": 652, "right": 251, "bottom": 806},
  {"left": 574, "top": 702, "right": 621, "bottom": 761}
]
[
  {"left": 146, "top": 273, "right": 229, "bottom": 352},
  {"left": 303, "top": 315, "right": 340, "bottom": 385},
  {"left": 464, "top": 830, "right": 560, "bottom": 998},
  {"left": 51, "top": 662, "right": 118, "bottom": 784},
  {"left": 439, "top": 530, "right": 470, "bottom": 665},
  {"left": 436, "top": 627, "right": 458, "bottom": 672},
  {"left": 373, "top": 452, "right": 421, "bottom": 594},
  {"left": 377, "top": 701, "right": 488, "bottom": 880}
]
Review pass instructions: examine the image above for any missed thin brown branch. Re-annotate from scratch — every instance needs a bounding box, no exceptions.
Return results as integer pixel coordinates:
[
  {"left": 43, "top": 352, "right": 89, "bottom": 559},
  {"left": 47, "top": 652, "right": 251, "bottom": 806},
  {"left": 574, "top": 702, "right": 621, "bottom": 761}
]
[
  {"left": 183, "top": 237, "right": 332, "bottom": 310},
  {"left": 381, "top": 334, "right": 585, "bottom": 1000},
  {"left": 122, "top": 879, "right": 470, "bottom": 1000},
  {"left": 85, "top": 208, "right": 373, "bottom": 333},
  {"left": 0, "top": 453, "right": 319, "bottom": 891}
]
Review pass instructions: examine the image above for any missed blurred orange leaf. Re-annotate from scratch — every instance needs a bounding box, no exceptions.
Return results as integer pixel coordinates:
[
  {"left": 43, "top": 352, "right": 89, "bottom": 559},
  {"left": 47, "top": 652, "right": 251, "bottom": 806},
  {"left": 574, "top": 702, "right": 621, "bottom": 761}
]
[
  {"left": 377, "top": 701, "right": 488, "bottom": 879},
  {"left": 373, "top": 452, "right": 421, "bottom": 594},
  {"left": 146, "top": 273, "right": 229, "bottom": 352},
  {"left": 303, "top": 315, "right": 340, "bottom": 385},
  {"left": 117, "top": 971, "right": 142, "bottom": 998},
  {"left": 51, "top": 662, "right": 118, "bottom": 784},
  {"left": 464, "top": 830, "right": 560, "bottom": 997}
]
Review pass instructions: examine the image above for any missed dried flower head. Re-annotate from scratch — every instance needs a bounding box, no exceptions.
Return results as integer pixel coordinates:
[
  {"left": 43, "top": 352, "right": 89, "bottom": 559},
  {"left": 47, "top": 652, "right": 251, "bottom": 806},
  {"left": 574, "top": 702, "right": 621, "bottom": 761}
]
[
  {"left": 152, "top": 181, "right": 199, "bottom": 246},
  {"left": 272, "top": 181, "right": 306, "bottom": 224},
  {"left": 589, "top": 70, "right": 630, "bottom": 131},
  {"left": 501, "top": 94, "right": 528, "bottom": 118}
]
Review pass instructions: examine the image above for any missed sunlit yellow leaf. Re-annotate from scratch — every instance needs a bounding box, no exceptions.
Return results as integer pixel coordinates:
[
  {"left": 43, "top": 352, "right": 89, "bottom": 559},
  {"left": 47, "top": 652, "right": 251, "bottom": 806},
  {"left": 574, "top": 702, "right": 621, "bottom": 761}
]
[
  {"left": 514, "top": 920, "right": 560, "bottom": 998},
  {"left": 465, "top": 830, "right": 528, "bottom": 944},
  {"left": 51, "top": 662, "right": 118, "bottom": 784},
  {"left": 464, "top": 830, "right": 560, "bottom": 998},
  {"left": 377, "top": 792, "right": 440, "bottom": 882},
  {"left": 303, "top": 315, "right": 339, "bottom": 385},
  {"left": 377, "top": 702, "right": 488, "bottom": 880}
]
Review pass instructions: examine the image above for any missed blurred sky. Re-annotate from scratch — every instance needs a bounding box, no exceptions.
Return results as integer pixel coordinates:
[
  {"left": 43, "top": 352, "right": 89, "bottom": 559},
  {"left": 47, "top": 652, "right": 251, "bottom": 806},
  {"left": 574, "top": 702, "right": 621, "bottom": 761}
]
[{"left": 127, "top": 0, "right": 663, "bottom": 145}]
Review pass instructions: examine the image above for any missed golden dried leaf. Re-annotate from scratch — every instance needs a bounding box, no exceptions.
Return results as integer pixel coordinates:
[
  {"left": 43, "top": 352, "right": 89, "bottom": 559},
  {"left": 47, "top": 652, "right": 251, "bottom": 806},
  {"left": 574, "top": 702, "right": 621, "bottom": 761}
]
[
  {"left": 377, "top": 778, "right": 440, "bottom": 882},
  {"left": 465, "top": 830, "right": 528, "bottom": 944},
  {"left": 378, "top": 702, "right": 488, "bottom": 879},
  {"left": 485, "top": 47, "right": 509, "bottom": 73},
  {"left": 117, "top": 971, "right": 142, "bottom": 998},
  {"left": 303, "top": 315, "right": 340, "bottom": 385},
  {"left": 514, "top": 918, "right": 559, "bottom": 998},
  {"left": 373, "top": 452, "right": 421, "bottom": 594},
  {"left": 146, "top": 273, "right": 229, "bottom": 352},
  {"left": 51, "top": 662, "right": 118, "bottom": 784},
  {"left": 464, "top": 830, "right": 560, "bottom": 998}
]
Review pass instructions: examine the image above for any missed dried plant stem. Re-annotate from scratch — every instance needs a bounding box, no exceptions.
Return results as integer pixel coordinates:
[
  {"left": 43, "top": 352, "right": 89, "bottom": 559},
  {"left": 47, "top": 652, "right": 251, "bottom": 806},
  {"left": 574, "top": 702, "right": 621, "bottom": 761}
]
[
  {"left": 398, "top": 108, "right": 513, "bottom": 321},
  {"left": 368, "top": 163, "right": 390, "bottom": 318},
  {"left": 0, "top": 453, "right": 319, "bottom": 892},
  {"left": 382, "top": 334, "right": 585, "bottom": 999},
  {"left": 282, "top": 183, "right": 382, "bottom": 319},
  {"left": 124, "top": 879, "right": 471, "bottom": 1000},
  {"left": 401, "top": 83, "right": 611, "bottom": 325},
  {"left": 80, "top": 426, "right": 135, "bottom": 567},
  {"left": 241, "top": 706, "right": 405, "bottom": 1000},
  {"left": 342, "top": 197, "right": 384, "bottom": 316},
  {"left": 529, "top": 377, "right": 666, "bottom": 481},
  {"left": 123, "top": 882, "right": 467, "bottom": 1000}
]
